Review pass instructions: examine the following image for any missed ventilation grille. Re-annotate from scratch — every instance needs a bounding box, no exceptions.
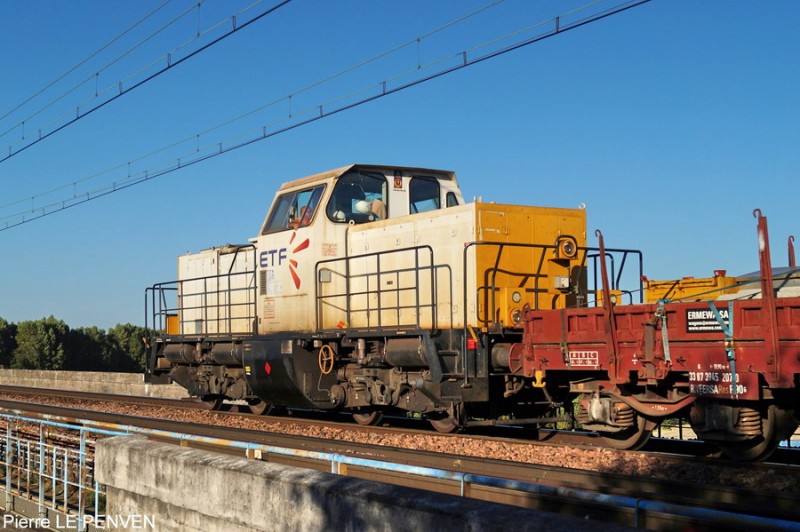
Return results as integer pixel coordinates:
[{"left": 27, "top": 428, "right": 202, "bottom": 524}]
[{"left": 259, "top": 269, "right": 267, "bottom": 296}]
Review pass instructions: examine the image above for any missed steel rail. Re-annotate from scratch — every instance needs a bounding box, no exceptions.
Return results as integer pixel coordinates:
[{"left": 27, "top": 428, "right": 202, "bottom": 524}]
[
  {"left": 2, "top": 384, "right": 798, "bottom": 470},
  {"left": 3, "top": 384, "right": 797, "bottom": 464}
]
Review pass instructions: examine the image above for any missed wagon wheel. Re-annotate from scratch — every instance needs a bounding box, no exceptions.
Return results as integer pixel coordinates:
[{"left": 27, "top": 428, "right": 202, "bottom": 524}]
[
  {"left": 601, "top": 412, "right": 654, "bottom": 451},
  {"left": 352, "top": 408, "right": 384, "bottom": 426},
  {"left": 200, "top": 395, "right": 223, "bottom": 411},
  {"left": 717, "top": 404, "right": 797, "bottom": 462},
  {"left": 428, "top": 412, "right": 463, "bottom": 433},
  {"left": 247, "top": 399, "right": 274, "bottom": 416}
]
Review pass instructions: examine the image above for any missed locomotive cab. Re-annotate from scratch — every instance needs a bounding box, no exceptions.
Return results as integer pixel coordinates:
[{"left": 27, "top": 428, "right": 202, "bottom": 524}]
[
  {"left": 251, "top": 165, "right": 467, "bottom": 335},
  {"left": 260, "top": 164, "right": 463, "bottom": 231}
]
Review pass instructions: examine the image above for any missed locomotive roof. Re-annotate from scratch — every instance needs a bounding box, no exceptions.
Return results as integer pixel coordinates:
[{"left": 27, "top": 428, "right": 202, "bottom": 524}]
[{"left": 277, "top": 164, "right": 457, "bottom": 191}]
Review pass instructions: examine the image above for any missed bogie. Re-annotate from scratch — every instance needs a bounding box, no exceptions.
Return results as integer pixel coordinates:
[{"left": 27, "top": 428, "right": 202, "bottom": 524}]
[{"left": 690, "top": 400, "right": 798, "bottom": 461}]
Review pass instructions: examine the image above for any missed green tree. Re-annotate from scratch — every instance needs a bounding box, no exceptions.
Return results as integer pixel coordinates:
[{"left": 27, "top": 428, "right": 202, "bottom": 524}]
[
  {"left": 0, "top": 317, "right": 17, "bottom": 368},
  {"left": 68, "top": 326, "right": 114, "bottom": 371},
  {"left": 12, "top": 317, "right": 69, "bottom": 370},
  {"left": 108, "top": 323, "right": 149, "bottom": 372}
]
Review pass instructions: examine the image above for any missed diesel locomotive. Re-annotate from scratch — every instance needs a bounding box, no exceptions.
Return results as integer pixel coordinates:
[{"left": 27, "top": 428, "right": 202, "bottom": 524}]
[{"left": 146, "top": 164, "right": 800, "bottom": 461}]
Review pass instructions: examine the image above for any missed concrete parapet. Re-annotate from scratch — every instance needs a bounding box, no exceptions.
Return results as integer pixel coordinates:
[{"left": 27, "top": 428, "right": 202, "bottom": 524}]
[
  {"left": 0, "top": 369, "right": 187, "bottom": 399},
  {"left": 95, "top": 436, "right": 613, "bottom": 532}
]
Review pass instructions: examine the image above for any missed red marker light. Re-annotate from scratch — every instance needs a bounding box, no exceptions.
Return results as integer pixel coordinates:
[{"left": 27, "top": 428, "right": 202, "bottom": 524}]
[
  {"left": 467, "top": 338, "right": 478, "bottom": 350},
  {"left": 264, "top": 362, "right": 272, "bottom": 375}
]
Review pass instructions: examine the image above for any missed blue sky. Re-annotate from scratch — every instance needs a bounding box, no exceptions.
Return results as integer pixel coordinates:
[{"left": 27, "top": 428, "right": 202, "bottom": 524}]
[{"left": 0, "top": 0, "right": 798, "bottom": 329}]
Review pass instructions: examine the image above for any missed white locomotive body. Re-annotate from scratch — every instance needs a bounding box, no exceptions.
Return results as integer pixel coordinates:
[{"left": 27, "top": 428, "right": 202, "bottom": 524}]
[{"left": 172, "top": 164, "right": 585, "bottom": 337}]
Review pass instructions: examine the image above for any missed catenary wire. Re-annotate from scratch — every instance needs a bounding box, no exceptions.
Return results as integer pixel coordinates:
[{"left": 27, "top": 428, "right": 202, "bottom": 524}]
[
  {"left": 0, "top": 0, "right": 508, "bottom": 212},
  {"left": 0, "top": 0, "right": 294, "bottom": 166},
  {"left": 0, "top": 2, "right": 202, "bottom": 142},
  {"left": 0, "top": 0, "right": 652, "bottom": 231},
  {"left": 0, "top": 0, "right": 175, "bottom": 125}
]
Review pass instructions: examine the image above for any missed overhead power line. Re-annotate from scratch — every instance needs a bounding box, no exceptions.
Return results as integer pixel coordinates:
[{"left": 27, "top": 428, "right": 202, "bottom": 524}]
[
  {"left": 0, "top": 0, "right": 175, "bottom": 124},
  {"left": 0, "top": 0, "right": 652, "bottom": 232},
  {"left": 0, "top": 0, "right": 199, "bottom": 141},
  {"left": 0, "top": 0, "right": 294, "bottom": 166}
]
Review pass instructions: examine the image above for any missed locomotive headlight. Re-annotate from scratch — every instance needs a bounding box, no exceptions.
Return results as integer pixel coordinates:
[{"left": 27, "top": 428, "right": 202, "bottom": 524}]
[
  {"left": 512, "top": 291, "right": 522, "bottom": 303},
  {"left": 510, "top": 309, "right": 522, "bottom": 324},
  {"left": 556, "top": 237, "right": 578, "bottom": 259}
]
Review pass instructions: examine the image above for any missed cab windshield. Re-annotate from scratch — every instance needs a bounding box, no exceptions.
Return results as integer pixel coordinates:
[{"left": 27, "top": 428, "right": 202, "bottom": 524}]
[
  {"left": 326, "top": 171, "right": 387, "bottom": 223},
  {"left": 262, "top": 185, "right": 325, "bottom": 234}
]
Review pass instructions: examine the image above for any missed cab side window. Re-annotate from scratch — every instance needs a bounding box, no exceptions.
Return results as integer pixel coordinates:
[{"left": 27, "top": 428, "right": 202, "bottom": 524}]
[
  {"left": 446, "top": 192, "right": 459, "bottom": 207},
  {"left": 262, "top": 185, "right": 324, "bottom": 234},
  {"left": 409, "top": 177, "right": 440, "bottom": 213},
  {"left": 327, "top": 171, "right": 387, "bottom": 223}
]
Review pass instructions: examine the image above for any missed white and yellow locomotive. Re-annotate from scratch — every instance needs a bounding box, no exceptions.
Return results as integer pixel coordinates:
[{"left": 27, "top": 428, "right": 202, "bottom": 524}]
[{"left": 147, "top": 164, "right": 595, "bottom": 429}]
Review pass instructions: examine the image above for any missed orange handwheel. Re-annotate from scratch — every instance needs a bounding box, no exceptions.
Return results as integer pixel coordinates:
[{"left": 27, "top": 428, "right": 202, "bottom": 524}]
[{"left": 318, "top": 344, "right": 335, "bottom": 375}]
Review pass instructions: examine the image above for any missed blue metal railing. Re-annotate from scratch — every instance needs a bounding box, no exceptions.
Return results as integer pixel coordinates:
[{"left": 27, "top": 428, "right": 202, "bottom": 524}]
[{"left": 0, "top": 410, "right": 795, "bottom": 530}]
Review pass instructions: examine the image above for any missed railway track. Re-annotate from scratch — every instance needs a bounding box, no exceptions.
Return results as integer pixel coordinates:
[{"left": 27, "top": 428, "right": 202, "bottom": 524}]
[
  {"left": 1, "top": 386, "right": 798, "bottom": 477},
  {"left": 0, "top": 394, "right": 797, "bottom": 529},
  {"left": 1, "top": 384, "right": 796, "bottom": 464}
]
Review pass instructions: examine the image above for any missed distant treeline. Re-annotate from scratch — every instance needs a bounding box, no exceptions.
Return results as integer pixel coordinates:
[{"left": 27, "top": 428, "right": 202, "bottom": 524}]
[{"left": 0, "top": 316, "right": 147, "bottom": 372}]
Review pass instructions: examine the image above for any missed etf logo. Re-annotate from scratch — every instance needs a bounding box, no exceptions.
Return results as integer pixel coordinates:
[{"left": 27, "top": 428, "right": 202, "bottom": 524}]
[
  {"left": 259, "top": 231, "right": 310, "bottom": 289},
  {"left": 259, "top": 248, "right": 287, "bottom": 267}
]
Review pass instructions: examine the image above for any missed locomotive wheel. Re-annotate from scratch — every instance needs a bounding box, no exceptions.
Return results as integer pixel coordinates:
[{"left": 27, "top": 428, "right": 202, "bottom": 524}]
[
  {"left": 200, "top": 395, "right": 223, "bottom": 411},
  {"left": 352, "top": 408, "right": 384, "bottom": 426},
  {"left": 248, "top": 399, "right": 274, "bottom": 416},
  {"left": 600, "top": 413, "right": 654, "bottom": 451},
  {"left": 717, "top": 404, "right": 796, "bottom": 462}
]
